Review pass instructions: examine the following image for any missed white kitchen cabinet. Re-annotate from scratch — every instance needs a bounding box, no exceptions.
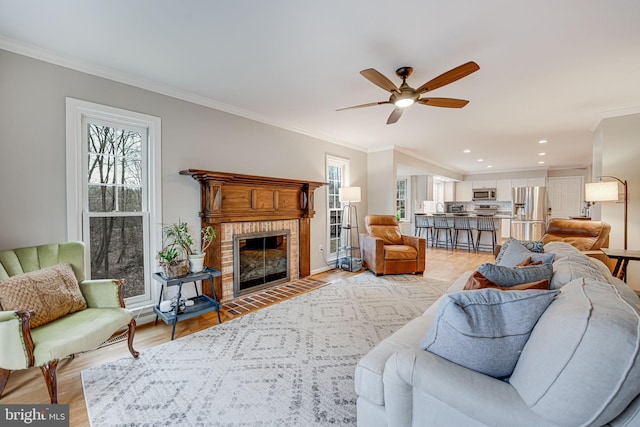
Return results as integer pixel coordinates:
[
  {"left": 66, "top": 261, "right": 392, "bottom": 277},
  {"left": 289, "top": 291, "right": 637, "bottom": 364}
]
[
  {"left": 527, "top": 177, "right": 546, "bottom": 187},
  {"left": 512, "top": 178, "right": 546, "bottom": 188},
  {"left": 496, "top": 179, "right": 512, "bottom": 201},
  {"left": 501, "top": 219, "right": 511, "bottom": 238},
  {"left": 473, "top": 180, "right": 497, "bottom": 189},
  {"left": 511, "top": 178, "right": 528, "bottom": 188},
  {"left": 444, "top": 181, "right": 456, "bottom": 202},
  {"left": 455, "top": 181, "right": 473, "bottom": 201}
]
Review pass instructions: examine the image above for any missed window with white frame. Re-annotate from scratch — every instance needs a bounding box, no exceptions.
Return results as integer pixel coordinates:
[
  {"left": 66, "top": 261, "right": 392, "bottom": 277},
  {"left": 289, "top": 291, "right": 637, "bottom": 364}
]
[
  {"left": 66, "top": 98, "right": 161, "bottom": 309},
  {"left": 396, "top": 178, "right": 408, "bottom": 220},
  {"left": 434, "top": 179, "right": 445, "bottom": 212},
  {"left": 326, "top": 155, "right": 350, "bottom": 259}
]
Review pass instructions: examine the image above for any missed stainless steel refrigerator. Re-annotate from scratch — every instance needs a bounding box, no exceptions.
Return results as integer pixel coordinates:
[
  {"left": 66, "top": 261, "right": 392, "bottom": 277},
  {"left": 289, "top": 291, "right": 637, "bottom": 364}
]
[{"left": 511, "top": 186, "right": 547, "bottom": 240}]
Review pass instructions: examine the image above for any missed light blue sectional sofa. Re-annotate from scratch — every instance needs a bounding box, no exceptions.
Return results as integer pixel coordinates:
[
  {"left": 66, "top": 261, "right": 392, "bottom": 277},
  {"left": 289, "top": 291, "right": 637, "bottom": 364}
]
[{"left": 355, "top": 242, "right": 640, "bottom": 427}]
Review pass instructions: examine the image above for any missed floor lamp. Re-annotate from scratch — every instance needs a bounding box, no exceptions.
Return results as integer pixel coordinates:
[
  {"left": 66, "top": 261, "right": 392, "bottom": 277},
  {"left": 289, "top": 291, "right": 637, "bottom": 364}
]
[
  {"left": 585, "top": 176, "right": 628, "bottom": 250},
  {"left": 338, "top": 186, "right": 362, "bottom": 272}
]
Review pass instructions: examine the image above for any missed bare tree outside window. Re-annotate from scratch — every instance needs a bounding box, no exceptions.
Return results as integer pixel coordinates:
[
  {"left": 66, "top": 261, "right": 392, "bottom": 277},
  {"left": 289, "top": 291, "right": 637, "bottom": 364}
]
[
  {"left": 327, "top": 163, "right": 344, "bottom": 256},
  {"left": 396, "top": 179, "right": 408, "bottom": 220},
  {"left": 87, "top": 124, "right": 145, "bottom": 299}
]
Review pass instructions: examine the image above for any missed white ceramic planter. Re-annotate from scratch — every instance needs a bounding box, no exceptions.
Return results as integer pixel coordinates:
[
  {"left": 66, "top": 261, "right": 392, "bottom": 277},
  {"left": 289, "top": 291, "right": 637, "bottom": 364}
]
[{"left": 189, "top": 252, "right": 206, "bottom": 273}]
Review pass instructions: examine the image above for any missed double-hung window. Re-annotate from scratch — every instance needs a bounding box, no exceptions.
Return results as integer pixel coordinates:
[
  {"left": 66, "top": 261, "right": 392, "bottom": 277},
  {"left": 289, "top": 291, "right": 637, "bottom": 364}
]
[
  {"left": 326, "top": 155, "right": 350, "bottom": 259},
  {"left": 396, "top": 178, "right": 408, "bottom": 220},
  {"left": 66, "top": 98, "right": 161, "bottom": 309}
]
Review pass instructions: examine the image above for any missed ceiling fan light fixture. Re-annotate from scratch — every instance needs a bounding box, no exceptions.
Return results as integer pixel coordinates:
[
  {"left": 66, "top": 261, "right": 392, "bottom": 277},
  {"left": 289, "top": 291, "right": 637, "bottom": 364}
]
[
  {"left": 339, "top": 61, "right": 479, "bottom": 123},
  {"left": 394, "top": 98, "right": 414, "bottom": 108}
]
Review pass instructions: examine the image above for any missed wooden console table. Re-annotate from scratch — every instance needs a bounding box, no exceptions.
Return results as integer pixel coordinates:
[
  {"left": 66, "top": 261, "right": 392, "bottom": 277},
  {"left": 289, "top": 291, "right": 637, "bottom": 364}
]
[{"left": 600, "top": 248, "right": 640, "bottom": 283}]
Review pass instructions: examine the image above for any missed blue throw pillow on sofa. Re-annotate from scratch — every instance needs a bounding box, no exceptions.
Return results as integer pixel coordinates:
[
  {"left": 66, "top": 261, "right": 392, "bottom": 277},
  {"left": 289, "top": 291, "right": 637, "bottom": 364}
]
[
  {"left": 496, "top": 238, "right": 555, "bottom": 267},
  {"left": 478, "top": 263, "right": 553, "bottom": 287},
  {"left": 420, "top": 288, "right": 560, "bottom": 378}
]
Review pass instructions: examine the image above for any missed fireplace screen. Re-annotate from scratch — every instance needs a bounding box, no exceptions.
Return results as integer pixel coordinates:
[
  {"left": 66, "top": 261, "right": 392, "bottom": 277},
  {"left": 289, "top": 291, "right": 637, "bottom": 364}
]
[{"left": 233, "top": 230, "right": 290, "bottom": 297}]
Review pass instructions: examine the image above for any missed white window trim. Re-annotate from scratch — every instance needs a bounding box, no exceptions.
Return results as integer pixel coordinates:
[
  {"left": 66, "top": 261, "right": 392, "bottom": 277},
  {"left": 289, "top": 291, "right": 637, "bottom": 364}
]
[
  {"left": 65, "top": 97, "right": 162, "bottom": 310},
  {"left": 396, "top": 177, "right": 409, "bottom": 221},
  {"left": 326, "top": 155, "right": 350, "bottom": 261}
]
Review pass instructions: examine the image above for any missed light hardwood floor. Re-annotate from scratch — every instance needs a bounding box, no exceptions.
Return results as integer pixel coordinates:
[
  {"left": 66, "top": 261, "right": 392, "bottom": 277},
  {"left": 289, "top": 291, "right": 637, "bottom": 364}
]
[{"left": 0, "top": 246, "right": 494, "bottom": 426}]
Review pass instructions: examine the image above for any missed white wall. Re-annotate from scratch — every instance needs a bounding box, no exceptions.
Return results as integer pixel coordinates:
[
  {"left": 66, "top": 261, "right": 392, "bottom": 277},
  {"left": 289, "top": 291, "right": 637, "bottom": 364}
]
[
  {"left": 595, "top": 113, "right": 640, "bottom": 290},
  {"left": 366, "top": 150, "right": 395, "bottom": 215},
  {"left": 547, "top": 167, "right": 590, "bottom": 180},
  {"left": 0, "top": 49, "right": 367, "bottom": 273},
  {"left": 394, "top": 149, "right": 463, "bottom": 181}
]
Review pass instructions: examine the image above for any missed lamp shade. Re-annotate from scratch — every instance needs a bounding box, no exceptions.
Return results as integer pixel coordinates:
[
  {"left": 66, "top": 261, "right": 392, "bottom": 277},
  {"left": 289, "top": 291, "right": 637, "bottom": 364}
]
[
  {"left": 585, "top": 181, "right": 619, "bottom": 202},
  {"left": 339, "top": 186, "right": 361, "bottom": 203}
]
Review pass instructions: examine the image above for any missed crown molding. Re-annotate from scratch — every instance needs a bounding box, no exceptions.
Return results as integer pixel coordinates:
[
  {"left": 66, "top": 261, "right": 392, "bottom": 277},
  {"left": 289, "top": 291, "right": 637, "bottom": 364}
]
[
  {"left": 392, "top": 145, "right": 465, "bottom": 174},
  {"left": 366, "top": 145, "right": 395, "bottom": 153},
  {"left": 0, "top": 36, "right": 367, "bottom": 153},
  {"left": 591, "top": 105, "right": 640, "bottom": 131}
]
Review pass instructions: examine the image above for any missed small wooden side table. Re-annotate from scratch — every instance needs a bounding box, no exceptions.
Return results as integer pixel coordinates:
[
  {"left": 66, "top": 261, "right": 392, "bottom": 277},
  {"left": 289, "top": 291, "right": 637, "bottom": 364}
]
[
  {"left": 600, "top": 248, "right": 640, "bottom": 283},
  {"left": 152, "top": 267, "right": 222, "bottom": 340}
]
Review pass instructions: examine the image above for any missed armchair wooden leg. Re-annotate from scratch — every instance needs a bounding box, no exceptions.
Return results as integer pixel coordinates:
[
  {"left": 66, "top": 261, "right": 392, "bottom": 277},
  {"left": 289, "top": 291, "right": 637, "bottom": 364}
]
[
  {"left": 0, "top": 368, "right": 10, "bottom": 398},
  {"left": 40, "top": 361, "right": 58, "bottom": 404},
  {"left": 127, "top": 319, "right": 140, "bottom": 358}
]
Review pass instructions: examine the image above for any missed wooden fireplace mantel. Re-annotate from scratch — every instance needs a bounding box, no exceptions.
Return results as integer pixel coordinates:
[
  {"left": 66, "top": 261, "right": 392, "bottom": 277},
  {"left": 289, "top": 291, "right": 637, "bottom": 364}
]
[{"left": 180, "top": 169, "right": 326, "bottom": 298}]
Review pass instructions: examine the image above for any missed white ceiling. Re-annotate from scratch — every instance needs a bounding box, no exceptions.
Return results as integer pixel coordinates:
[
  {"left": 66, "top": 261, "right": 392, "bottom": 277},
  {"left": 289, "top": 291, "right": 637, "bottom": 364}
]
[{"left": 2, "top": 0, "right": 640, "bottom": 175}]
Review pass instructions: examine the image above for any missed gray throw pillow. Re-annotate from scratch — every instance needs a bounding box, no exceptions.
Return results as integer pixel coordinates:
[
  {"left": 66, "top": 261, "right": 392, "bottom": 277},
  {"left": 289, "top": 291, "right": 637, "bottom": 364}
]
[
  {"left": 496, "top": 238, "right": 555, "bottom": 267},
  {"left": 420, "top": 288, "right": 560, "bottom": 378},
  {"left": 496, "top": 237, "right": 546, "bottom": 265},
  {"left": 520, "top": 240, "right": 544, "bottom": 253},
  {"left": 478, "top": 263, "right": 553, "bottom": 287}
]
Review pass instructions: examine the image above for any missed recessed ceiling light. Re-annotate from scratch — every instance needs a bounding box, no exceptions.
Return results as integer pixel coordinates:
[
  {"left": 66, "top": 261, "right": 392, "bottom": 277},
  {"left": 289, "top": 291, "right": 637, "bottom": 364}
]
[
  {"left": 538, "top": 139, "right": 548, "bottom": 144},
  {"left": 463, "top": 149, "right": 471, "bottom": 153},
  {"left": 487, "top": 165, "right": 493, "bottom": 168},
  {"left": 477, "top": 158, "right": 484, "bottom": 162},
  {"left": 538, "top": 161, "right": 545, "bottom": 164},
  {"left": 539, "top": 152, "right": 546, "bottom": 156}
]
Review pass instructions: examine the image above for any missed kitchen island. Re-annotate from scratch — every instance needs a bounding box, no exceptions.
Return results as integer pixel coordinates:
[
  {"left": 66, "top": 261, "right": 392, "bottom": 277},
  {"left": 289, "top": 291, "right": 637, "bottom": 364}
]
[{"left": 415, "top": 213, "right": 513, "bottom": 252}]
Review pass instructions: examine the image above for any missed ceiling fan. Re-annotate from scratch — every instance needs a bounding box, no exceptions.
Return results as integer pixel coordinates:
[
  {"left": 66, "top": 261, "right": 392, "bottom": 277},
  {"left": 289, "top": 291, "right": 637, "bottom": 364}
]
[{"left": 337, "top": 61, "right": 480, "bottom": 124}]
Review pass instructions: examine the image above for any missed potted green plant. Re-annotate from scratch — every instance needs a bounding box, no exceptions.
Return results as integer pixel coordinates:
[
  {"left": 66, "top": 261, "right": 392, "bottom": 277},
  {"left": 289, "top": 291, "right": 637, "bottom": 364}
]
[
  {"left": 187, "top": 225, "right": 216, "bottom": 273},
  {"left": 160, "top": 220, "right": 216, "bottom": 274},
  {"left": 162, "top": 220, "right": 194, "bottom": 257},
  {"left": 158, "top": 220, "right": 191, "bottom": 278},
  {"left": 157, "top": 244, "right": 188, "bottom": 278}
]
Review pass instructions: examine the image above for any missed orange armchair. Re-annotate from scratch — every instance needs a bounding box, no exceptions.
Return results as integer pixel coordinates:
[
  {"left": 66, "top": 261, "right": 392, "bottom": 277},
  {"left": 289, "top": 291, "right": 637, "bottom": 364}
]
[
  {"left": 541, "top": 218, "right": 614, "bottom": 271},
  {"left": 359, "top": 215, "right": 426, "bottom": 276},
  {"left": 542, "top": 218, "right": 611, "bottom": 250}
]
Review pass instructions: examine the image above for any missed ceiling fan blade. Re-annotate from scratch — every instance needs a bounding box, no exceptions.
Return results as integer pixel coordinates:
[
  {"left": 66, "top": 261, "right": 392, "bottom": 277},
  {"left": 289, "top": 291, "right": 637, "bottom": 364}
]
[
  {"left": 416, "top": 61, "right": 480, "bottom": 94},
  {"left": 360, "top": 69, "right": 400, "bottom": 93},
  {"left": 387, "top": 108, "right": 404, "bottom": 124},
  {"left": 336, "top": 101, "right": 390, "bottom": 111},
  {"left": 417, "top": 98, "right": 470, "bottom": 108}
]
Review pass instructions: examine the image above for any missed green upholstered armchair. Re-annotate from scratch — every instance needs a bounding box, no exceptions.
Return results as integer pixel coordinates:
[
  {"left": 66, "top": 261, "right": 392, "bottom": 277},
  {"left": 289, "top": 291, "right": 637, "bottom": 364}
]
[{"left": 0, "top": 242, "right": 139, "bottom": 403}]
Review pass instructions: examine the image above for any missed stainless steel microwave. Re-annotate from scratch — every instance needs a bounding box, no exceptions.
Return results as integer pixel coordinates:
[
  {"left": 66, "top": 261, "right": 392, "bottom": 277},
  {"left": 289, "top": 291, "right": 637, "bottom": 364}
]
[{"left": 472, "top": 188, "right": 497, "bottom": 201}]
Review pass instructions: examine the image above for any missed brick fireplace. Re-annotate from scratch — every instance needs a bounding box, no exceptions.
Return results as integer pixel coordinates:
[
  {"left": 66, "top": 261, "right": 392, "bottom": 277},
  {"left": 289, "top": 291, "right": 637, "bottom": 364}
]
[
  {"left": 221, "top": 219, "right": 298, "bottom": 300},
  {"left": 180, "top": 169, "right": 324, "bottom": 301}
]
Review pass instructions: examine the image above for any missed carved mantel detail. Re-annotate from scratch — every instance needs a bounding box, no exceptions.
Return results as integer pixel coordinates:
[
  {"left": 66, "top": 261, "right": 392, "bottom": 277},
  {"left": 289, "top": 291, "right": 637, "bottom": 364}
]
[{"left": 180, "top": 169, "right": 325, "bottom": 299}]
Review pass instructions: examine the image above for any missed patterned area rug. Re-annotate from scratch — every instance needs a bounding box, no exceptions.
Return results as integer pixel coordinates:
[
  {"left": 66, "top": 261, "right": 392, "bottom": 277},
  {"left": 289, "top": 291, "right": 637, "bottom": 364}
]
[{"left": 81, "top": 273, "right": 450, "bottom": 426}]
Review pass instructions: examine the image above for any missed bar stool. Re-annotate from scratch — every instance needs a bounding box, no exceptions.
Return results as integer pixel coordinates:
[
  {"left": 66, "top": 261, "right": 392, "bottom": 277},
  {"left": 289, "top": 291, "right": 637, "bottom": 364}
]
[
  {"left": 426, "top": 215, "right": 435, "bottom": 247},
  {"left": 475, "top": 215, "right": 498, "bottom": 253},
  {"left": 414, "top": 214, "right": 432, "bottom": 244},
  {"left": 432, "top": 214, "right": 454, "bottom": 249},
  {"left": 453, "top": 214, "right": 475, "bottom": 252}
]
